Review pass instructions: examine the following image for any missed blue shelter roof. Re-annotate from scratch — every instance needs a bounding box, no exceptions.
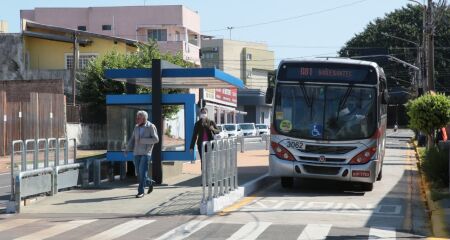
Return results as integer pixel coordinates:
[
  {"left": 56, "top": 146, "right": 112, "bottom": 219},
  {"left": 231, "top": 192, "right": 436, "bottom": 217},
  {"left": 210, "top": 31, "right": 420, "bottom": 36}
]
[{"left": 104, "top": 68, "right": 246, "bottom": 89}]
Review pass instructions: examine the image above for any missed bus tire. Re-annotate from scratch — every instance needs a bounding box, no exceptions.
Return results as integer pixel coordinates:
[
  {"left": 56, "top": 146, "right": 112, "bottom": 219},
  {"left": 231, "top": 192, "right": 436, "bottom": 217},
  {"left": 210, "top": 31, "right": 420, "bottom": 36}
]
[
  {"left": 281, "top": 177, "right": 294, "bottom": 188},
  {"left": 377, "top": 168, "right": 382, "bottom": 181}
]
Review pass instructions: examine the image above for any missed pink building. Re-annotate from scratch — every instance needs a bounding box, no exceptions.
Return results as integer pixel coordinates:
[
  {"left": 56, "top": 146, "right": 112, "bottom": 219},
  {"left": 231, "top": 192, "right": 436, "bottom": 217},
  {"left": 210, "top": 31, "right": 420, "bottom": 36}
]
[{"left": 21, "top": 5, "right": 201, "bottom": 65}]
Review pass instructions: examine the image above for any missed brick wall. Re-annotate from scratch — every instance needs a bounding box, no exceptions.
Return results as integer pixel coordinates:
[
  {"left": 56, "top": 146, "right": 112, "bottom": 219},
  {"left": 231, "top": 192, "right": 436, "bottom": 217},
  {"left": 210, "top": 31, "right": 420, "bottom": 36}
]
[{"left": 0, "top": 79, "right": 64, "bottom": 102}]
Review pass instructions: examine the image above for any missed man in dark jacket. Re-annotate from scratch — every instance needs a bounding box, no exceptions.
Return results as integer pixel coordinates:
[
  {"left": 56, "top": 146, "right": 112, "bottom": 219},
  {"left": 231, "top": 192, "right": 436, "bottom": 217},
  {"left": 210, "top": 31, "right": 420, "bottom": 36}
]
[{"left": 190, "top": 108, "right": 219, "bottom": 162}]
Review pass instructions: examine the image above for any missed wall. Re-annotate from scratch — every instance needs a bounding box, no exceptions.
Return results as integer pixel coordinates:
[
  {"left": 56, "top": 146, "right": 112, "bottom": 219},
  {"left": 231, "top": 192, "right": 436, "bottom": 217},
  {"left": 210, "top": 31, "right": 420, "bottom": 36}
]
[
  {"left": 0, "top": 20, "right": 8, "bottom": 33},
  {"left": 25, "top": 35, "right": 132, "bottom": 70},
  {"left": 0, "top": 34, "right": 25, "bottom": 80},
  {"left": 67, "top": 123, "right": 107, "bottom": 149}
]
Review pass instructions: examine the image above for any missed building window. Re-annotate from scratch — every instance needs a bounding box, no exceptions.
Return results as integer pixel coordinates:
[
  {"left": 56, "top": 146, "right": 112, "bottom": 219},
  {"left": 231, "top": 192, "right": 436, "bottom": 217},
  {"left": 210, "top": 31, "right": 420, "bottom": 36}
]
[
  {"left": 147, "top": 29, "right": 167, "bottom": 41},
  {"left": 246, "top": 53, "right": 252, "bottom": 60},
  {"left": 102, "top": 25, "right": 112, "bottom": 31},
  {"left": 77, "top": 26, "right": 87, "bottom": 31},
  {"left": 65, "top": 54, "right": 98, "bottom": 70}
]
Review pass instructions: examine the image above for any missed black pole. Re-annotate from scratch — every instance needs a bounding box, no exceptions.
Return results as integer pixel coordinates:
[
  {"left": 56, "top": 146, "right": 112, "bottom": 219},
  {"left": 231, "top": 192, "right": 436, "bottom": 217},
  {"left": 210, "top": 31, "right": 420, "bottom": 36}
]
[{"left": 152, "top": 59, "right": 163, "bottom": 184}]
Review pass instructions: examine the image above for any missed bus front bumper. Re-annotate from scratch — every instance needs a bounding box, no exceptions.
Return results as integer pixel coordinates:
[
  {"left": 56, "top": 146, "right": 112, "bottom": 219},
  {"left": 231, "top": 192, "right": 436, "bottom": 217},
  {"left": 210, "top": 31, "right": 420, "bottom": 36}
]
[{"left": 269, "top": 155, "right": 378, "bottom": 183}]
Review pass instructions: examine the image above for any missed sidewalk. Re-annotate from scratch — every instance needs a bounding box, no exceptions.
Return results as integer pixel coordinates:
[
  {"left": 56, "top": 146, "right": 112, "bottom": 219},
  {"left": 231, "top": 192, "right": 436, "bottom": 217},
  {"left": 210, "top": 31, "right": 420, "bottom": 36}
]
[{"left": 14, "top": 149, "right": 269, "bottom": 216}]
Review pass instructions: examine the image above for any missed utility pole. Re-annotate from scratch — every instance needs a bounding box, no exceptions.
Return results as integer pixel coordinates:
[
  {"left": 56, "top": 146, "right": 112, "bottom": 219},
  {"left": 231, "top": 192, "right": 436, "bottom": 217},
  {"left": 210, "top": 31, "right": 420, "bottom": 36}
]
[
  {"left": 71, "top": 33, "right": 79, "bottom": 105},
  {"left": 426, "top": 0, "right": 435, "bottom": 92}
]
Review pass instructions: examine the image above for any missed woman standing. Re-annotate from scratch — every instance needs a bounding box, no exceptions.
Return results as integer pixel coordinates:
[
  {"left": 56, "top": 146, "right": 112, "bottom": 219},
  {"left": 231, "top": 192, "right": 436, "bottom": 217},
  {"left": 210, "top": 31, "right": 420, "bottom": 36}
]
[{"left": 190, "top": 108, "right": 219, "bottom": 162}]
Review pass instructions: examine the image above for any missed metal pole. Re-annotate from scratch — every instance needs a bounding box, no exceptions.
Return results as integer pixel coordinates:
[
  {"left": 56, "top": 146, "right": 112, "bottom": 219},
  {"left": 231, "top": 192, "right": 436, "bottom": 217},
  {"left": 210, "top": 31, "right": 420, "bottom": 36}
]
[
  {"left": 426, "top": 0, "right": 435, "bottom": 92},
  {"left": 72, "top": 33, "right": 79, "bottom": 105},
  {"left": 152, "top": 59, "right": 163, "bottom": 184}
]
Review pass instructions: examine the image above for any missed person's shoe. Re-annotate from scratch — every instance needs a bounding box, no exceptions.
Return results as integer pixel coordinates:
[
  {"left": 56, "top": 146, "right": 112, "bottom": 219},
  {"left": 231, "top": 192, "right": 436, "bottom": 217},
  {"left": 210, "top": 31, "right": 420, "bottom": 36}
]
[
  {"left": 147, "top": 185, "right": 153, "bottom": 194},
  {"left": 136, "top": 193, "right": 144, "bottom": 198}
]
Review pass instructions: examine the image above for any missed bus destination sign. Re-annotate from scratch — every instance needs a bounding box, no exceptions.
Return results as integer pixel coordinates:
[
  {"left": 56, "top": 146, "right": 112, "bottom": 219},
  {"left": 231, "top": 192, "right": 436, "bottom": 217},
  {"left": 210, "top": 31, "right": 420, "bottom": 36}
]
[{"left": 284, "top": 66, "right": 372, "bottom": 83}]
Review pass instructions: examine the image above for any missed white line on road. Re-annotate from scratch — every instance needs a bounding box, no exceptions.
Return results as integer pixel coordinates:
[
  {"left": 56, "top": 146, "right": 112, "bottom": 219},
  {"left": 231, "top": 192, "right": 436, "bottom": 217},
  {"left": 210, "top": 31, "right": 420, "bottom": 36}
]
[
  {"left": 154, "top": 220, "right": 212, "bottom": 240},
  {"left": 227, "top": 222, "right": 271, "bottom": 240},
  {"left": 297, "top": 224, "right": 332, "bottom": 240},
  {"left": 369, "top": 227, "right": 396, "bottom": 239},
  {"left": 0, "top": 219, "right": 41, "bottom": 232},
  {"left": 85, "top": 219, "right": 155, "bottom": 240},
  {"left": 0, "top": 185, "right": 10, "bottom": 189},
  {"left": 0, "top": 173, "right": 10, "bottom": 176},
  {"left": 14, "top": 219, "right": 97, "bottom": 240}
]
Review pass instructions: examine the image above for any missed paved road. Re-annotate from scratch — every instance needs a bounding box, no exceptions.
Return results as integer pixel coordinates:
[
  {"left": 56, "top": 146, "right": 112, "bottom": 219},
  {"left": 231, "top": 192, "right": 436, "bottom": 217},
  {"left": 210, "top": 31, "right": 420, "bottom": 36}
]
[{"left": 0, "top": 131, "right": 429, "bottom": 239}]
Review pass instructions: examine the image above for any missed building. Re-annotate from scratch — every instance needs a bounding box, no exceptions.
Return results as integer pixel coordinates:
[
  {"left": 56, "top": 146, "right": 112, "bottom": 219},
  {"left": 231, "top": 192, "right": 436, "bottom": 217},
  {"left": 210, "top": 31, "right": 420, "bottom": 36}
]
[
  {"left": 0, "top": 20, "right": 7, "bottom": 33},
  {"left": 20, "top": 5, "right": 201, "bottom": 65},
  {"left": 201, "top": 38, "right": 274, "bottom": 124},
  {"left": 0, "top": 20, "right": 138, "bottom": 94}
]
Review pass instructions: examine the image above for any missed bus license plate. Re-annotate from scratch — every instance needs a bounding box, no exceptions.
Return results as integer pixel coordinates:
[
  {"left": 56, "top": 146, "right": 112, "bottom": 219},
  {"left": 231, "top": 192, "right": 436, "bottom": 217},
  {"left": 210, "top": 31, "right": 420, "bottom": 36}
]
[
  {"left": 352, "top": 170, "right": 370, "bottom": 177},
  {"left": 286, "top": 140, "right": 305, "bottom": 150}
]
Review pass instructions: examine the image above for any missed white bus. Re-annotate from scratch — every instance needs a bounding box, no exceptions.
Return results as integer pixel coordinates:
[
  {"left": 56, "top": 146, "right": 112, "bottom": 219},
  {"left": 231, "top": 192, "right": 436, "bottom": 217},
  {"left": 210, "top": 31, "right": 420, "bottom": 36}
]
[{"left": 266, "top": 58, "right": 388, "bottom": 191}]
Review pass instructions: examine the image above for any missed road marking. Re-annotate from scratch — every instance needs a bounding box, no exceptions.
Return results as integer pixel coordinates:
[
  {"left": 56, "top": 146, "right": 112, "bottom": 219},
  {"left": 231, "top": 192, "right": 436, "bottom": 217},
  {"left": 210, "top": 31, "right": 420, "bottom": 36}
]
[
  {"left": 154, "top": 220, "right": 211, "bottom": 240},
  {"left": 0, "top": 219, "right": 40, "bottom": 232},
  {"left": 226, "top": 222, "right": 271, "bottom": 240},
  {"left": 14, "top": 219, "right": 96, "bottom": 240},
  {"left": 85, "top": 219, "right": 155, "bottom": 240},
  {"left": 368, "top": 227, "right": 396, "bottom": 239},
  {"left": 219, "top": 196, "right": 257, "bottom": 216},
  {"left": 297, "top": 224, "right": 332, "bottom": 240},
  {"left": 0, "top": 185, "right": 10, "bottom": 189},
  {"left": 0, "top": 173, "right": 10, "bottom": 176}
]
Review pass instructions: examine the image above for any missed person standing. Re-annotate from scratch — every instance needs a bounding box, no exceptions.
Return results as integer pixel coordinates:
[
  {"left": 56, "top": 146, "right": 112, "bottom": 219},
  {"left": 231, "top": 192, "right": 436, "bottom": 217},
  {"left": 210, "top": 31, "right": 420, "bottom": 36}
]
[
  {"left": 190, "top": 108, "right": 219, "bottom": 163},
  {"left": 124, "top": 110, "right": 159, "bottom": 198}
]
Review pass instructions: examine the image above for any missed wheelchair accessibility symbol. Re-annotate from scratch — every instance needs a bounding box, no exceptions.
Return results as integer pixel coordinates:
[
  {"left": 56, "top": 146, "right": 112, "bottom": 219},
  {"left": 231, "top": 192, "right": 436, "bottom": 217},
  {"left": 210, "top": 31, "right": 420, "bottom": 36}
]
[{"left": 311, "top": 124, "right": 322, "bottom": 137}]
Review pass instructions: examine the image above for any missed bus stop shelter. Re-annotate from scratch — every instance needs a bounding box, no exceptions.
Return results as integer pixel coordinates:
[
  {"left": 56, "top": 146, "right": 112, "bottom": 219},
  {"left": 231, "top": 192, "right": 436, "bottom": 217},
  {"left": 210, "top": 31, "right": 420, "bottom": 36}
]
[{"left": 104, "top": 59, "right": 245, "bottom": 183}]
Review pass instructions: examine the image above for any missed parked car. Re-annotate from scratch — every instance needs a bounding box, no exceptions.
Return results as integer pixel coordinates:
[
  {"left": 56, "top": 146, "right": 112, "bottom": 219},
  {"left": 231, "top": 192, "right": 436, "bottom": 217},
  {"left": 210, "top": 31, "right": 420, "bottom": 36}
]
[
  {"left": 214, "top": 125, "right": 229, "bottom": 139},
  {"left": 255, "top": 124, "right": 270, "bottom": 135},
  {"left": 239, "top": 123, "right": 258, "bottom": 136},
  {"left": 222, "top": 124, "right": 243, "bottom": 138}
]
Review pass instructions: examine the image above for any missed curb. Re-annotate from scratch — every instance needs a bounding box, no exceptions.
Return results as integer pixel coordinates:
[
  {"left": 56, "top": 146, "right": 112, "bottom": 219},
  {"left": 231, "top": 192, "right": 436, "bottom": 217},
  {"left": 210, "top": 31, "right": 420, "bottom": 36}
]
[
  {"left": 412, "top": 142, "right": 450, "bottom": 238},
  {"left": 200, "top": 173, "right": 270, "bottom": 215}
]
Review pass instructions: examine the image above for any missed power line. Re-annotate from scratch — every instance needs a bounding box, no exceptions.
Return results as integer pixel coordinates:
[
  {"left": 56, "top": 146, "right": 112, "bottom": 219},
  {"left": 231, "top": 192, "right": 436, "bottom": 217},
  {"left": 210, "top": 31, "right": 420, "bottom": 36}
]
[{"left": 202, "top": 0, "right": 371, "bottom": 33}]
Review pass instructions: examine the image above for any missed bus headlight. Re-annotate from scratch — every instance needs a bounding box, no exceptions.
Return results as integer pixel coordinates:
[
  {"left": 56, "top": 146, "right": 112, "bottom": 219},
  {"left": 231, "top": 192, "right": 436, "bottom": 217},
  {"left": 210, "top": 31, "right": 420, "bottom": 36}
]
[
  {"left": 349, "top": 147, "right": 377, "bottom": 165},
  {"left": 271, "top": 141, "right": 295, "bottom": 161}
]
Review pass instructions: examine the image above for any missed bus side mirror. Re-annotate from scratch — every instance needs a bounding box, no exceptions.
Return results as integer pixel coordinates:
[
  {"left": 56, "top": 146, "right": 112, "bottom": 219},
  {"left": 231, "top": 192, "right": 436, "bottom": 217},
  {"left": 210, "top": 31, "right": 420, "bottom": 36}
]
[
  {"left": 265, "top": 87, "right": 274, "bottom": 104},
  {"left": 382, "top": 89, "right": 389, "bottom": 104}
]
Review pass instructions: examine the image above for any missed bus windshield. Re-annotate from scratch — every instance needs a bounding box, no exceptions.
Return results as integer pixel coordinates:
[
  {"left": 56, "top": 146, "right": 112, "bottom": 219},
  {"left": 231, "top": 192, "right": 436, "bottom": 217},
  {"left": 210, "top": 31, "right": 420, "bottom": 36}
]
[{"left": 274, "top": 84, "right": 377, "bottom": 140}]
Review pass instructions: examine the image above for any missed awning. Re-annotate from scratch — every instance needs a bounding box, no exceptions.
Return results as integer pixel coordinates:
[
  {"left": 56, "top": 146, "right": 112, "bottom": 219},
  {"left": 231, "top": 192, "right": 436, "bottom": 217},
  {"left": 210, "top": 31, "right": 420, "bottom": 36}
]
[{"left": 104, "top": 68, "right": 246, "bottom": 89}]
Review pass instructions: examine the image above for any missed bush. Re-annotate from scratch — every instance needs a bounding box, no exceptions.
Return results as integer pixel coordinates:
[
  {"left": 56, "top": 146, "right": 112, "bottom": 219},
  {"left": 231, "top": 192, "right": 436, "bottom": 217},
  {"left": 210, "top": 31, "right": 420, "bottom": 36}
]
[{"left": 421, "top": 146, "right": 449, "bottom": 188}]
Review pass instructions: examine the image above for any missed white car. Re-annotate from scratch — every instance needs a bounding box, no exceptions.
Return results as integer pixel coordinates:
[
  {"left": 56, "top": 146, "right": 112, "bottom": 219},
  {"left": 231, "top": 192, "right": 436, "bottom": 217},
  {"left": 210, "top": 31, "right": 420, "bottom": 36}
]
[
  {"left": 255, "top": 124, "right": 270, "bottom": 135},
  {"left": 222, "top": 124, "right": 243, "bottom": 138},
  {"left": 214, "top": 125, "right": 228, "bottom": 139},
  {"left": 239, "top": 123, "right": 258, "bottom": 136}
]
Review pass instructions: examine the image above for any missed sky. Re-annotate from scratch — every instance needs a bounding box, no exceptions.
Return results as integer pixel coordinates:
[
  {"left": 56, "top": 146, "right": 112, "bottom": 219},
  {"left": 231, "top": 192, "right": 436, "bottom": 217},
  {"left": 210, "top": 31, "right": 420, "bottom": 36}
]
[{"left": 1, "top": 0, "right": 417, "bottom": 65}]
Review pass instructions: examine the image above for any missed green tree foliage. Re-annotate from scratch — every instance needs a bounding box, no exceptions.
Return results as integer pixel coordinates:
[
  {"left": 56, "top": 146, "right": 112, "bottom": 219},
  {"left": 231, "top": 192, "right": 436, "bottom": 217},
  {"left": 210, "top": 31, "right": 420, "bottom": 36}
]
[
  {"left": 339, "top": 4, "right": 450, "bottom": 93},
  {"left": 78, "top": 42, "right": 194, "bottom": 123},
  {"left": 406, "top": 93, "right": 450, "bottom": 147}
]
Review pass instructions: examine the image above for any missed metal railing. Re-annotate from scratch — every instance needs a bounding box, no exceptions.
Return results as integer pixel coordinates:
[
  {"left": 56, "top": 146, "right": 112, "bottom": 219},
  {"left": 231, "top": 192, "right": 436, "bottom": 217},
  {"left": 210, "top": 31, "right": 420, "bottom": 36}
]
[
  {"left": 201, "top": 138, "right": 238, "bottom": 203},
  {"left": 9, "top": 137, "right": 79, "bottom": 213},
  {"left": 237, "top": 134, "right": 270, "bottom": 153}
]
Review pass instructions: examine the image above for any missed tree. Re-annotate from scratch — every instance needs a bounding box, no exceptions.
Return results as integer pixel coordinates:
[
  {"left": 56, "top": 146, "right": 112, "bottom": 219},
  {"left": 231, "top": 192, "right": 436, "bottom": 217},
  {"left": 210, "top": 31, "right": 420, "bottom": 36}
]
[
  {"left": 406, "top": 93, "right": 450, "bottom": 148},
  {"left": 78, "top": 42, "right": 194, "bottom": 123},
  {"left": 339, "top": 4, "right": 450, "bottom": 94}
]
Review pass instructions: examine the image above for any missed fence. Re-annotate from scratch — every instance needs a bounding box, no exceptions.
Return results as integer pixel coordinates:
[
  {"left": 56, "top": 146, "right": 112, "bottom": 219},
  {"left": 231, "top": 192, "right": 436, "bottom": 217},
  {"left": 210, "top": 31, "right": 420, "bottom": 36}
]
[
  {"left": 0, "top": 91, "right": 66, "bottom": 156},
  {"left": 8, "top": 138, "right": 78, "bottom": 213},
  {"left": 200, "top": 138, "right": 243, "bottom": 215}
]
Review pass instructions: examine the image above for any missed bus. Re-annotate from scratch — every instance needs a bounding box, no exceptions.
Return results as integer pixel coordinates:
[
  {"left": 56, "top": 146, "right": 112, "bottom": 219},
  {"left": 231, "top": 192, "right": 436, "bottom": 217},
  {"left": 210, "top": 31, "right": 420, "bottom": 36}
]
[{"left": 265, "top": 58, "right": 388, "bottom": 191}]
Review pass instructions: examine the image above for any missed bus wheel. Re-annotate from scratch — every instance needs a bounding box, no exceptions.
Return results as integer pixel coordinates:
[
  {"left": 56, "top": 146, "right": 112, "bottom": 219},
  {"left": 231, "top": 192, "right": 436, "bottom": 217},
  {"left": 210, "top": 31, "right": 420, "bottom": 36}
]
[
  {"left": 281, "top": 177, "right": 294, "bottom": 188},
  {"left": 360, "top": 182, "right": 373, "bottom": 192},
  {"left": 377, "top": 168, "right": 383, "bottom": 181}
]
